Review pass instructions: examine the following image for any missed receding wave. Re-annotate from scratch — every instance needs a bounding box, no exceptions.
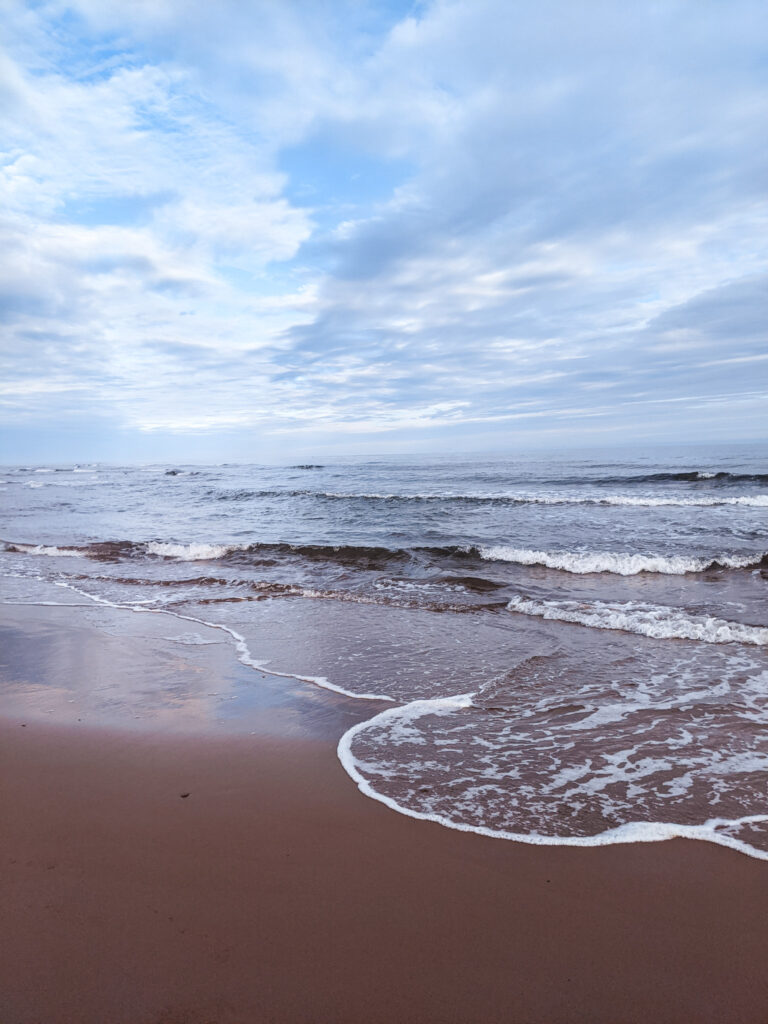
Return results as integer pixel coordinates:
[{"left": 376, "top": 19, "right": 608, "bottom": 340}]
[
  {"left": 478, "top": 546, "right": 766, "bottom": 575},
  {"left": 507, "top": 594, "right": 768, "bottom": 645}
]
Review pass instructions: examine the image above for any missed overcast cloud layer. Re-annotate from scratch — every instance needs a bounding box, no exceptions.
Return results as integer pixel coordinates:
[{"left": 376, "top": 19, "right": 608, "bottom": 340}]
[{"left": 1, "top": 0, "right": 766, "bottom": 460}]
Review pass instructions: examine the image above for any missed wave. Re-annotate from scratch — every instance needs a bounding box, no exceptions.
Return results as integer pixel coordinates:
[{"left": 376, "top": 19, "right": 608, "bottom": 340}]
[
  {"left": 506, "top": 595, "right": 768, "bottom": 645},
  {"left": 570, "top": 494, "right": 768, "bottom": 507},
  {"left": 205, "top": 487, "right": 768, "bottom": 507},
  {"left": 478, "top": 547, "right": 766, "bottom": 575},
  {"left": 147, "top": 540, "right": 409, "bottom": 567},
  {"left": 146, "top": 541, "right": 243, "bottom": 560},
  {"left": 579, "top": 471, "right": 768, "bottom": 485},
  {"left": 21, "top": 478, "right": 101, "bottom": 489},
  {"left": 4, "top": 543, "right": 83, "bottom": 557},
  {"left": 5, "top": 537, "right": 767, "bottom": 576},
  {"left": 3, "top": 540, "right": 145, "bottom": 561},
  {"left": 3, "top": 538, "right": 408, "bottom": 566}
]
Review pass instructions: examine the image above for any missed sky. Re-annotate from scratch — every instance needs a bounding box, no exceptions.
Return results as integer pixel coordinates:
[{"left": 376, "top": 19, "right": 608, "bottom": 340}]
[{"left": 1, "top": 0, "right": 767, "bottom": 462}]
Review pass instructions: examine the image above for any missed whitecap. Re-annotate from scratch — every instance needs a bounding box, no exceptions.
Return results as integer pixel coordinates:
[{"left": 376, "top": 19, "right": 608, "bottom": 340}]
[
  {"left": 6, "top": 543, "right": 83, "bottom": 557},
  {"left": 146, "top": 541, "right": 245, "bottom": 560},
  {"left": 506, "top": 595, "right": 768, "bottom": 645},
  {"left": 478, "top": 546, "right": 762, "bottom": 575}
]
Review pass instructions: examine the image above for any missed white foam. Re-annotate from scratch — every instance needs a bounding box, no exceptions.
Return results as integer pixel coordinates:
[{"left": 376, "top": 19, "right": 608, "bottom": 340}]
[
  {"left": 479, "top": 546, "right": 761, "bottom": 575},
  {"left": 8, "top": 543, "right": 83, "bottom": 558},
  {"left": 506, "top": 595, "right": 768, "bottom": 645},
  {"left": 338, "top": 699, "right": 768, "bottom": 861},
  {"left": 338, "top": 693, "right": 475, "bottom": 780},
  {"left": 588, "top": 494, "right": 768, "bottom": 508},
  {"left": 511, "top": 493, "right": 768, "bottom": 508},
  {"left": 163, "top": 631, "right": 227, "bottom": 646},
  {"left": 313, "top": 491, "right": 768, "bottom": 507},
  {"left": 146, "top": 541, "right": 244, "bottom": 560}
]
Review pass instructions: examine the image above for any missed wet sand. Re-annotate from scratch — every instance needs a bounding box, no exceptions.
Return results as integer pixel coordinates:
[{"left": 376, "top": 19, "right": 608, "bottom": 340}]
[
  {"left": 2, "top": 602, "right": 768, "bottom": 1023},
  {"left": 3, "top": 715, "right": 768, "bottom": 1024}
]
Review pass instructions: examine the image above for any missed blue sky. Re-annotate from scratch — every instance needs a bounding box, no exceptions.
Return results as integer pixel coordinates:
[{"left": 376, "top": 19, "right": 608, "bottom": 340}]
[{"left": 1, "top": 0, "right": 766, "bottom": 461}]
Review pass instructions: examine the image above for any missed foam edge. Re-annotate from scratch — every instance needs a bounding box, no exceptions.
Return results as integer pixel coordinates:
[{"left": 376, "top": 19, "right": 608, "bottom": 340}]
[{"left": 337, "top": 699, "right": 768, "bottom": 861}]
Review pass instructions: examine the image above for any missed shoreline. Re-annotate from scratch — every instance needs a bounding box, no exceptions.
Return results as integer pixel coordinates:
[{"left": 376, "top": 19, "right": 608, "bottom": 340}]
[
  {"left": 2, "top": 600, "right": 768, "bottom": 1022},
  {"left": 3, "top": 714, "right": 768, "bottom": 1023}
]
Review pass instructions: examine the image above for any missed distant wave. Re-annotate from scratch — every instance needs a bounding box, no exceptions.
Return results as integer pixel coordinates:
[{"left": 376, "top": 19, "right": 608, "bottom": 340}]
[
  {"left": 587, "top": 471, "right": 768, "bottom": 485},
  {"left": 507, "top": 594, "right": 768, "bottom": 645},
  {"left": 21, "top": 478, "right": 101, "bottom": 489},
  {"left": 584, "top": 494, "right": 768, "bottom": 507},
  {"left": 478, "top": 547, "right": 766, "bottom": 575},
  {"left": 205, "top": 487, "right": 768, "bottom": 507}
]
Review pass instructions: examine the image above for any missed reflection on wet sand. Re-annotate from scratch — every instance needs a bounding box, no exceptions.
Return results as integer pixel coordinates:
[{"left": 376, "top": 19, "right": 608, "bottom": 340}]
[{"left": 0, "top": 600, "right": 373, "bottom": 740}]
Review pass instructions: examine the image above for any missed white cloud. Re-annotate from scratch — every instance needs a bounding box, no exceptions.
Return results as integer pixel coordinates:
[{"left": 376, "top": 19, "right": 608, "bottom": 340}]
[{"left": 1, "top": 0, "right": 767, "bottom": 449}]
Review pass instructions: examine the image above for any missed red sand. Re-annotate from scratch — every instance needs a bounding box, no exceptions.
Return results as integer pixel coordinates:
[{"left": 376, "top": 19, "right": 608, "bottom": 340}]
[{"left": 2, "top": 716, "right": 768, "bottom": 1023}]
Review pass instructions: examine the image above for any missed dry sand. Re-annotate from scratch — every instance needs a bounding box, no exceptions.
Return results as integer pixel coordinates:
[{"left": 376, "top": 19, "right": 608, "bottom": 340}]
[{"left": 3, "top": 713, "right": 768, "bottom": 1024}]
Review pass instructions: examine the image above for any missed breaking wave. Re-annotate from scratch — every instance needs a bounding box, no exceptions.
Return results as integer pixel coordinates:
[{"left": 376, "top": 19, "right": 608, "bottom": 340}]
[
  {"left": 4, "top": 543, "right": 83, "bottom": 557},
  {"left": 5, "top": 537, "right": 767, "bottom": 576},
  {"left": 506, "top": 594, "right": 768, "bottom": 645},
  {"left": 478, "top": 546, "right": 766, "bottom": 575},
  {"left": 206, "top": 487, "right": 768, "bottom": 508},
  {"left": 146, "top": 541, "right": 244, "bottom": 560}
]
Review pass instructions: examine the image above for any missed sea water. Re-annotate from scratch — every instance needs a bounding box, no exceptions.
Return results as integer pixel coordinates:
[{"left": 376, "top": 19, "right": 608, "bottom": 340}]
[{"left": 2, "top": 442, "right": 767, "bottom": 856}]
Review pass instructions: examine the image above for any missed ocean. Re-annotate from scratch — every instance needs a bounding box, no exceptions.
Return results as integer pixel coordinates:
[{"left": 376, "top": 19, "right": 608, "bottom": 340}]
[{"left": 2, "top": 442, "right": 767, "bottom": 857}]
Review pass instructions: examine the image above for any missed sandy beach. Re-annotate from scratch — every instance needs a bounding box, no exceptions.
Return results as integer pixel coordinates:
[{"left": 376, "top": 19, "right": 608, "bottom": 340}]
[
  {"left": 3, "top": 702, "right": 768, "bottom": 1024},
  {"left": 4, "top": 0, "right": 767, "bottom": 1014}
]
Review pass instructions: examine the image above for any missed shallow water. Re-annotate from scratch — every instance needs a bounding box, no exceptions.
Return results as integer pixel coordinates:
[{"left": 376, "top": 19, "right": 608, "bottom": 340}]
[{"left": 2, "top": 442, "right": 767, "bottom": 856}]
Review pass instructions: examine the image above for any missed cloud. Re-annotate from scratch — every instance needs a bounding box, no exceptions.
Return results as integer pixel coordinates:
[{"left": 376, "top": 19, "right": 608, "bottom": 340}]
[{"left": 1, "top": 0, "right": 766, "bottom": 454}]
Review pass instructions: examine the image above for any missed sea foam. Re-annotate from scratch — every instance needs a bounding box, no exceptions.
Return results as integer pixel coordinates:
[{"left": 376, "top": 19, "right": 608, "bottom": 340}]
[
  {"left": 146, "top": 541, "right": 245, "bottom": 560},
  {"left": 337, "top": 693, "right": 768, "bottom": 861},
  {"left": 478, "top": 547, "right": 762, "bottom": 575},
  {"left": 6, "top": 543, "right": 83, "bottom": 557},
  {"left": 506, "top": 595, "right": 768, "bottom": 645}
]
